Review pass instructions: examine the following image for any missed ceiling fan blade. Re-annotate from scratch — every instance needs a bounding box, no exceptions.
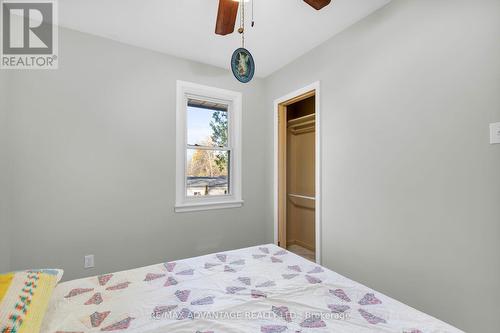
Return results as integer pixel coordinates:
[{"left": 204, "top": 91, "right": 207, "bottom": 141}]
[
  {"left": 303, "top": 0, "right": 332, "bottom": 10},
  {"left": 215, "top": 0, "right": 240, "bottom": 36}
]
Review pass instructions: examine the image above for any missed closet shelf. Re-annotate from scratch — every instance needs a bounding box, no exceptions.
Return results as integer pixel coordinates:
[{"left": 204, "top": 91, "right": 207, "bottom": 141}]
[
  {"left": 287, "top": 114, "right": 315, "bottom": 128},
  {"left": 288, "top": 114, "right": 315, "bottom": 135}
]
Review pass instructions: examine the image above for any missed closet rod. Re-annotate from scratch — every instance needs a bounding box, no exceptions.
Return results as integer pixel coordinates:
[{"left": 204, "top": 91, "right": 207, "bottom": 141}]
[
  {"left": 288, "top": 120, "right": 315, "bottom": 129},
  {"left": 289, "top": 127, "right": 315, "bottom": 135},
  {"left": 288, "top": 193, "right": 316, "bottom": 201}
]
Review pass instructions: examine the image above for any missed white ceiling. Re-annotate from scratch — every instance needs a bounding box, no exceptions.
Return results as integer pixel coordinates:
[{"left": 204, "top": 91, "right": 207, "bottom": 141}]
[{"left": 58, "top": 0, "right": 390, "bottom": 77}]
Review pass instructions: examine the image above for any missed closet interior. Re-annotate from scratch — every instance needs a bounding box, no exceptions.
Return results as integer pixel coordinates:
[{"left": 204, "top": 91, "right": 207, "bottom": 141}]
[{"left": 278, "top": 94, "right": 316, "bottom": 262}]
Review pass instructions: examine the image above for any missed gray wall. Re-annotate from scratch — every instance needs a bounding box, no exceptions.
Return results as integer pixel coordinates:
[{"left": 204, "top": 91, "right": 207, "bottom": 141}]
[
  {"left": 264, "top": 1, "right": 500, "bottom": 332},
  {"left": 5, "top": 28, "right": 270, "bottom": 281},
  {"left": 0, "top": 71, "right": 10, "bottom": 273}
]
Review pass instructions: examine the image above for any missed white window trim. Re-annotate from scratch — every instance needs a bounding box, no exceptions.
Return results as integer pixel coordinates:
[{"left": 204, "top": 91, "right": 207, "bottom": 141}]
[{"left": 175, "top": 80, "right": 243, "bottom": 213}]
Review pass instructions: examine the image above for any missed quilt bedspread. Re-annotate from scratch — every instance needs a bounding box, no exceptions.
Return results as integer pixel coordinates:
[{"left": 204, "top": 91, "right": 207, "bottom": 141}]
[{"left": 41, "top": 244, "right": 464, "bottom": 333}]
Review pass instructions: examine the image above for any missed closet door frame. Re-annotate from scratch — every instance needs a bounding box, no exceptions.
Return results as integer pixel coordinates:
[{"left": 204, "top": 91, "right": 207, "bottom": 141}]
[{"left": 273, "top": 82, "right": 321, "bottom": 265}]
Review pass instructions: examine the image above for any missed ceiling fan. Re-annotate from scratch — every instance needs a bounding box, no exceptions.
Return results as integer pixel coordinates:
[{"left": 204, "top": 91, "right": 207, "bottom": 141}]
[{"left": 215, "top": 0, "right": 332, "bottom": 35}]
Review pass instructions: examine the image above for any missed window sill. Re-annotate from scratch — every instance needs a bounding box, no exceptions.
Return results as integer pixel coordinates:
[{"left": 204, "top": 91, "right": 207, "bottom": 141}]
[{"left": 175, "top": 200, "right": 244, "bottom": 213}]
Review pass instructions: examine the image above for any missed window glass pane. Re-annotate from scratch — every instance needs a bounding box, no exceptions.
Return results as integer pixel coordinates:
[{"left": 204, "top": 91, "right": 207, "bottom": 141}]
[
  {"left": 187, "top": 99, "right": 228, "bottom": 148},
  {"left": 186, "top": 149, "right": 230, "bottom": 197}
]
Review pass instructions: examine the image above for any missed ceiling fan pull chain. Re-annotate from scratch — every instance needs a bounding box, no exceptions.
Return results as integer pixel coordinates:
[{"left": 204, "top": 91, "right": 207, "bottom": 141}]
[
  {"left": 239, "top": 0, "right": 243, "bottom": 32},
  {"left": 240, "top": 0, "right": 245, "bottom": 48},
  {"left": 251, "top": 0, "right": 255, "bottom": 27}
]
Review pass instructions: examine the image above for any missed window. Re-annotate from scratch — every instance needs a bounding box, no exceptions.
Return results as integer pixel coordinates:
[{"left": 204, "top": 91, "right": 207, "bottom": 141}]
[{"left": 176, "top": 81, "right": 242, "bottom": 212}]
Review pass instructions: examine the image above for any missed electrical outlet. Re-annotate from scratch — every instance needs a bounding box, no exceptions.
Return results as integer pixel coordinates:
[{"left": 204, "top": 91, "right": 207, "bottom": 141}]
[{"left": 84, "top": 255, "right": 94, "bottom": 269}]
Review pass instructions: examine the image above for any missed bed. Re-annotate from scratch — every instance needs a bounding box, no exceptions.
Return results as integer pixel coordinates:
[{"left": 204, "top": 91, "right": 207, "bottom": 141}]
[{"left": 41, "top": 244, "right": 463, "bottom": 333}]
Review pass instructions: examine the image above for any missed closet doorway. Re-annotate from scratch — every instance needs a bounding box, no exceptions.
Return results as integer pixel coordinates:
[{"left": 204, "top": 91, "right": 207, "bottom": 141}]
[{"left": 274, "top": 82, "right": 321, "bottom": 264}]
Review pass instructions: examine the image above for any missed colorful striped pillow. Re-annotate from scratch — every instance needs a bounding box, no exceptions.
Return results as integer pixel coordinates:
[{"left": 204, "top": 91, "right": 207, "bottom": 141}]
[{"left": 0, "top": 269, "right": 63, "bottom": 333}]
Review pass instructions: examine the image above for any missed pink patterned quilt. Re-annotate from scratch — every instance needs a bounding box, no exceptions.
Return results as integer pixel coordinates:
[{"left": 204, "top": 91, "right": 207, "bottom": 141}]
[{"left": 41, "top": 244, "right": 463, "bottom": 333}]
